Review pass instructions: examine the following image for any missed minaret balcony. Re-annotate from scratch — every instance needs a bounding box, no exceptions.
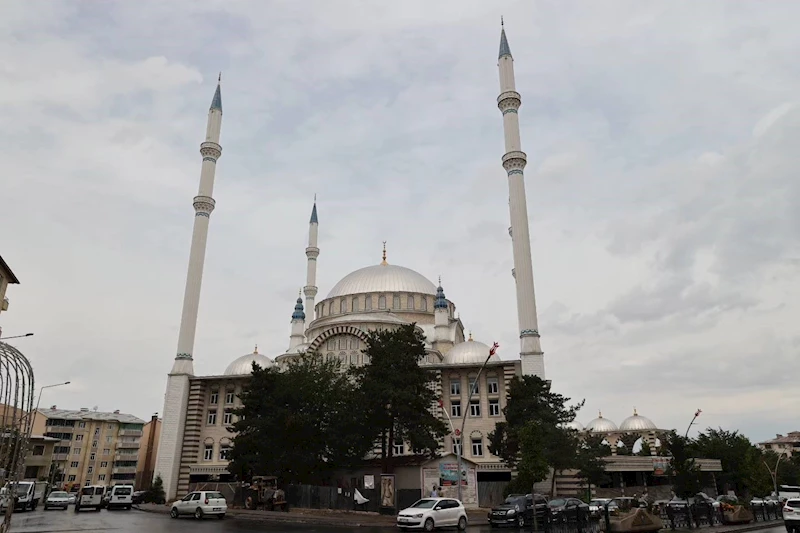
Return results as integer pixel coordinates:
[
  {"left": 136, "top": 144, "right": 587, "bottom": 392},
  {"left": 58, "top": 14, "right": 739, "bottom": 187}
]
[
  {"left": 497, "top": 91, "right": 521, "bottom": 111},
  {"left": 199, "top": 142, "right": 222, "bottom": 160}
]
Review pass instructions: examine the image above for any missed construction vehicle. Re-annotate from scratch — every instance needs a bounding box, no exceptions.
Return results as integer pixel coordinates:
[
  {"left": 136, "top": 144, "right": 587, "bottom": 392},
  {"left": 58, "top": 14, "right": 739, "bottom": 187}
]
[{"left": 244, "top": 476, "right": 288, "bottom": 512}]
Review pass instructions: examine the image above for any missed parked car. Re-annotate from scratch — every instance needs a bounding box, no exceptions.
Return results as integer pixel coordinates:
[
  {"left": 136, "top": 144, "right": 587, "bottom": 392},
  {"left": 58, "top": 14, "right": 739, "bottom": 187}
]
[
  {"left": 67, "top": 493, "right": 76, "bottom": 505},
  {"left": 397, "top": 497, "right": 468, "bottom": 531},
  {"left": 695, "top": 493, "right": 721, "bottom": 508},
  {"left": 108, "top": 485, "right": 134, "bottom": 510},
  {"left": 132, "top": 491, "right": 146, "bottom": 504},
  {"left": 44, "top": 491, "right": 70, "bottom": 510},
  {"left": 548, "top": 497, "right": 590, "bottom": 521},
  {"left": 170, "top": 491, "right": 227, "bottom": 520},
  {"left": 783, "top": 498, "right": 800, "bottom": 533},
  {"left": 489, "top": 493, "right": 548, "bottom": 528},
  {"left": 588, "top": 498, "right": 613, "bottom": 518},
  {"left": 75, "top": 485, "right": 104, "bottom": 512}
]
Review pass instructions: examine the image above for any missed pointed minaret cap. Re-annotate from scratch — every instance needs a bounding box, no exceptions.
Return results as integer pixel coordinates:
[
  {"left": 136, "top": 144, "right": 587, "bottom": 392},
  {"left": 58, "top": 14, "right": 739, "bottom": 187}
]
[
  {"left": 434, "top": 278, "right": 448, "bottom": 309},
  {"left": 292, "top": 293, "right": 306, "bottom": 320},
  {"left": 499, "top": 19, "right": 512, "bottom": 59},
  {"left": 210, "top": 73, "right": 222, "bottom": 112},
  {"left": 310, "top": 197, "right": 318, "bottom": 224}
]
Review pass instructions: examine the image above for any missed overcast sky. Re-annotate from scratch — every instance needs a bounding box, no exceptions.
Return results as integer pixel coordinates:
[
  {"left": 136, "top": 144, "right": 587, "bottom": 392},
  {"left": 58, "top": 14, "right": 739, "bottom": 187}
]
[{"left": 1, "top": 0, "right": 797, "bottom": 444}]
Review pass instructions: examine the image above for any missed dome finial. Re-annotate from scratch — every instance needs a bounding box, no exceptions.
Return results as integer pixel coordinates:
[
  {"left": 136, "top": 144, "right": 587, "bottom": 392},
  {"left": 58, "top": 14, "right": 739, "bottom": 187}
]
[
  {"left": 598, "top": 410, "right": 603, "bottom": 418},
  {"left": 468, "top": 331, "right": 473, "bottom": 341},
  {"left": 381, "top": 241, "right": 388, "bottom": 265},
  {"left": 633, "top": 407, "right": 638, "bottom": 416},
  {"left": 254, "top": 344, "right": 258, "bottom": 354}
]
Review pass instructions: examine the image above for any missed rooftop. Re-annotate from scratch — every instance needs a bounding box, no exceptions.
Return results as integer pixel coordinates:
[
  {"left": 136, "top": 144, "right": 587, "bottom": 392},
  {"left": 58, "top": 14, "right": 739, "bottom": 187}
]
[
  {"left": 0, "top": 255, "right": 20, "bottom": 284},
  {"left": 760, "top": 432, "right": 800, "bottom": 445},
  {"left": 37, "top": 408, "right": 145, "bottom": 424}
]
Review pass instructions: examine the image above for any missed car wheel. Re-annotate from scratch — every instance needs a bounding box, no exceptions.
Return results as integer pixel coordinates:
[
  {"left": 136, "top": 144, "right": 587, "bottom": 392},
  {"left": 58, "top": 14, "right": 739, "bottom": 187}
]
[
  {"left": 217, "top": 513, "right": 225, "bottom": 520},
  {"left": 459, "top": 516, "right": 468, "bottom": 530},
  {"left": 517, "top": 515, "right": 525, "bottom": 528},
  {"left": 424, "top": 517, "right": 435, "bottom": 532},
  {"left": 170, "top": 507, "right": 179, "bottom": 518},
  {"left": 195, "top": 507, "right": 204, "bottom": 520}
]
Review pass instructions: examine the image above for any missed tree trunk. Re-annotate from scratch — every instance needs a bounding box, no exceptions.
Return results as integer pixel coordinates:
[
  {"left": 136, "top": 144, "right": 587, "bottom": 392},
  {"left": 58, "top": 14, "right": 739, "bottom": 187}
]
[
  {"left": 550, "top": 469, "right": 558, "bottom": 498},
  {"left": 387, "top": 423, "right": 395, "bottom": 474}
]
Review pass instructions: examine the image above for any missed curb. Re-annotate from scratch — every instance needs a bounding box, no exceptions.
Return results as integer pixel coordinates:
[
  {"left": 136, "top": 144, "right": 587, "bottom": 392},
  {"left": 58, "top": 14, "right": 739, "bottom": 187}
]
[{"left": 672, "top": 520, "right": 783, "bottom": 533}]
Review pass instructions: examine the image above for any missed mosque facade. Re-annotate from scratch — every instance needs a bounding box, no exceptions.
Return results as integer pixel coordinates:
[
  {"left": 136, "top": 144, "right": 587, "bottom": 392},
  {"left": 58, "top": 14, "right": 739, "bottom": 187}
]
[{"left": 154, "top": 26, "right": 545, "bottom": 500}]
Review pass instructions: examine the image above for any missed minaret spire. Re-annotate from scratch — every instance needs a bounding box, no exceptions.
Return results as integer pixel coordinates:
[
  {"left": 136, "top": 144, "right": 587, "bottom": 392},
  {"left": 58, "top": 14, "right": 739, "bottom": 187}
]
[
  {"left": 303, "top": 198, "right": 320, "bottom": 321},
  {"left": 155, "top": 77, "right": 224, "bottom": 501},
  {"left": 289, "top": 292, "right": 306, "bottom": 351},
  {"left": 496, "top": 24, "right": 545, "bottom": 378}
]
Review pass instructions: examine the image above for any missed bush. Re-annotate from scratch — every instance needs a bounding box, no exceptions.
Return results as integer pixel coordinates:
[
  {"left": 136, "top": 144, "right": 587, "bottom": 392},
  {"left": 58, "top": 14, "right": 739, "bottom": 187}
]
[{"left": 143, "top": 474, "right": 166, "bottom": 504}]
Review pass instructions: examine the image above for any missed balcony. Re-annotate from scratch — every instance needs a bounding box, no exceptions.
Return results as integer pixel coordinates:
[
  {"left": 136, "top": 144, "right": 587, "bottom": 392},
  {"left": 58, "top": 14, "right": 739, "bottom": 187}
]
[
  {"left": 114, "top": 451, "right": 138, "bottom": 460},
  {"left": 112, "top": 466, "right": 137, "bottom": 475},
  {"left": 118, "top": 429, "right": 142, "bottom": 437},
  {"left": 44, "top": 423, "right": 75, "bottom": 431},
  {"left": 53, "top": 453, "right": 69, "bottom": 461},
  {"left": 116, "top": 441, "right": 140, "bottom": 449}
]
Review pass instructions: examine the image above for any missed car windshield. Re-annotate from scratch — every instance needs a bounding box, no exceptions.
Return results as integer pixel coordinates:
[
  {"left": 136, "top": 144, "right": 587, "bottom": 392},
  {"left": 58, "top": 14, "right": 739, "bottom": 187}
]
[
  {"left": 504, "top": 496, "right": 525, "bottom": 505},
  {"left": 207, "top": 492, "right": 225, "bottom": 500},
  {"left": 115, "top": 487, "right": 132, "bottom": 495},
  {"left": 549, "top": 499, "right": 567, "bottom": 507},
  {"left": 14, "top": 485, "right": 30, "bottom": 496},
  {"left": 49, "top": 492, "right": 68, "bottom": 498},
  {"left": 81, "top": 487, "right": 95, "bottom": 496},
  {"left": 411, "top": 499, "right": 438, "bottom": 509}
]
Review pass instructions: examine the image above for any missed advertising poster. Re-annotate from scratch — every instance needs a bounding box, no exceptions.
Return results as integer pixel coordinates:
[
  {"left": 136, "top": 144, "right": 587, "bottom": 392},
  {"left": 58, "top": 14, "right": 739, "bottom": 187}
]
[
  {"left": 438, "top": 463, "right": 465, "bottom": 486},
  {"left": 380, "top": 474, "right": 395, "bottom": 509},
  {"left": 652, "top": 458, "right": 669, "bottom": 476}
]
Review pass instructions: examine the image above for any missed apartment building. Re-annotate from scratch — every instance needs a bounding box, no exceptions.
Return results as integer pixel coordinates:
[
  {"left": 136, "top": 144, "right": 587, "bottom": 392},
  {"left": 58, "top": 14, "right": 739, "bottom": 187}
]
[
  {"left": 32, "top": 407, "right": 145, "bottom": 490},
  {"left": 136, "top": 414, "right": 161, "bottom": 490},
  {"left": 759, "top": 432, "right": 800, "bottom": 457}
]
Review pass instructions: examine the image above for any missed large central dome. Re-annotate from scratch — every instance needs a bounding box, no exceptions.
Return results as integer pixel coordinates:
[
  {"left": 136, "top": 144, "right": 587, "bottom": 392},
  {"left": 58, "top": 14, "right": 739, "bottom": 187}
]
[{"left": 326, "top": 264, "right": 438, "bottom": 299}]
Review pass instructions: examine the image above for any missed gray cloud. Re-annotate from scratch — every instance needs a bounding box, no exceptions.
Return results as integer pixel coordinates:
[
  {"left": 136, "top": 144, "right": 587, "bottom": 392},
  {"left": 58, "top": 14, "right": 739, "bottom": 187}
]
[{"left": 1, "top": 0, "right": 798, "bottom": 442}]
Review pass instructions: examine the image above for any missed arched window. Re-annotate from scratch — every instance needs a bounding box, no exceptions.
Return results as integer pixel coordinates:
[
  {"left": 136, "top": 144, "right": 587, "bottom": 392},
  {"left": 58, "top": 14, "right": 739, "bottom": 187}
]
[
  {"left": 407, "top": 296, "right": 415, "bottom": 309},
  {"left": 350, "top": 352, "right": 359, "bottom": 365},
  {"left": 378, "top": 295, "right": 386, "bottom": 309},
  {"left": 352, "top": 297, "right": 359, "bottom": 312},
  {"left": 338, "top": 338, "right": 347, "bottom": 350},
  {"left": 393, "top": 295, "right": 401, "bottom": 309},
  {"left": 349, "top": 338, "right": 359, "bottom": 350},
  {"left": 327, "top": 301, "right": 333, "bottom": 315},
  {"left": 421, "top": 297, "right": 428, "bottom": 311},
  {"left": 340, "top": 299, "right": 346, "bottom": 313},
  {"left": 365, "top": 295, "right": 372, "bottom": 310}
]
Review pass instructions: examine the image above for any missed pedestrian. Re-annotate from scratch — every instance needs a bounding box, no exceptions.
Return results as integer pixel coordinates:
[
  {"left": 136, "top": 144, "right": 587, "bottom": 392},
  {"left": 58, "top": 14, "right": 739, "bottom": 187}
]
[{"left": 430, "top": 485, "right": 439, "bottom": 498}]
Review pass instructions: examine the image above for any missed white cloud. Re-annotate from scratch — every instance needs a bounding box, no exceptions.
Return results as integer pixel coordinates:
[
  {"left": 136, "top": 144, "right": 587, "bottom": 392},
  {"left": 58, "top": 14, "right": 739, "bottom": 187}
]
[{"left": 1, "top": 0, "right": 798, "bottom": 443}]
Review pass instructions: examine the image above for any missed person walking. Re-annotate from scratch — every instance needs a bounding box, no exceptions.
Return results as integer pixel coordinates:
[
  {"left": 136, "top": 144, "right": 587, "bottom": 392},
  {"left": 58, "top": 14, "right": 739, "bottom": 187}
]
[{"left": 430, "top": 485, "right": 439, "bottom": 497}]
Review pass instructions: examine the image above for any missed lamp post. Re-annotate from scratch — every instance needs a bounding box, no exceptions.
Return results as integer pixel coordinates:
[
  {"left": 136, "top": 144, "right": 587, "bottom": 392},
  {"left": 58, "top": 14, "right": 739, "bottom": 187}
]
[
  {"left": 456, "top": 342, "right": 499, "bottom": 503},
  {"left": 32, "top": 381, "right": 70, "bottom": 488},
  {"left": 684, "top": 409, "right": 702, "bottom": 438},
  {"left": 0, "top": 333, "right": 34, "bottom": 340},
  {"left": 764, "top": 453, "right": 784, "bottom": 500}
]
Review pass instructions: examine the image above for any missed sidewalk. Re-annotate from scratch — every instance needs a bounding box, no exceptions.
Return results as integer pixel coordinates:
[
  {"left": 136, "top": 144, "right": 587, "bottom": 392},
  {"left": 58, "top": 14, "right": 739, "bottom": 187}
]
[
  {"left": 136, "top": 503, "right": 491, "bottom": 528},
  {"left": 670, "top": 519, "right": 782, "bottom": 533}
]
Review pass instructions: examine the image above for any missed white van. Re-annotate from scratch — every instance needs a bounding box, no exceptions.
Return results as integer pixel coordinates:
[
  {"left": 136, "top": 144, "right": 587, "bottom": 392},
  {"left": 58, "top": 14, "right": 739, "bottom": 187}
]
[
  {"left": 0, "top": 481, "right": 47, "bottom": 511},
  {"left": 75, "top": 485, "right": 104, "bottom": 512},
  {"left": 108, "top": 485, "right": 134, "bottom": 510}
]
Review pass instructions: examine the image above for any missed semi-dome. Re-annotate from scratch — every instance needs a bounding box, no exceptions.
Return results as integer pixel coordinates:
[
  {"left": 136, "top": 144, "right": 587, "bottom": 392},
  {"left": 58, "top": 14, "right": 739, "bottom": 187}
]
[
  {"left": 326, "top": 263, "right": 437, "bottom": 299},
  {"left": 585, "top": 412, "right": 618, "bottom": 433},
  {"left": 224, "top": 347, "right": 274, "bottom": 376},
  {"left": 619, "top": 409, "right": 657, "bottom": 432},
  {"left": 445, "top": 336, "right": 500, "bottom": 365},
  {"left": 564, "top": 421, "right": 584, "bottom": 431}
]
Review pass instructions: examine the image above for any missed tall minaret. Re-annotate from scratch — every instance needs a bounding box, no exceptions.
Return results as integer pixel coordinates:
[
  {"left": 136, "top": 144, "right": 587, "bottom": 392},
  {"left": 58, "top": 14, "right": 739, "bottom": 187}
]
[
  {"left": 155, "top": 76, "right": 223, "bottom": 500},
  {"left": 303, "top": 200, "right": 319, "bottom": 321},
  {"left": 497, "top": 23, "right": 545, "bottom": 378},
  {"left": 289, "top": 293, "right": 306, "bottom": 351}
]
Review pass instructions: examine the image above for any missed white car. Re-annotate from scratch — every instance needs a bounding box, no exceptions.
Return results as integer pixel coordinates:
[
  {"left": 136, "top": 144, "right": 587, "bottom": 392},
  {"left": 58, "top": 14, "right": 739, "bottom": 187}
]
[
  {"left": 170, "top": 490, "right": 227, "bottom": 520},
  {"left": 108, "top": 485, "right": 134, "bottom": 510},
  {"left": 44, "top": 491, "right": 70, "bottom": 510},
  {"left": 397, "top": 497, "right": 468, "bottom": 531},
  {"left": 784, "top": 498, "right": 800, "bottom": 533}
]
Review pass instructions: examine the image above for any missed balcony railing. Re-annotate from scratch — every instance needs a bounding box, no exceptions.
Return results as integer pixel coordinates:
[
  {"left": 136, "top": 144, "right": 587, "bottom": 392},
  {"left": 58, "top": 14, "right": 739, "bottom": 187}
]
[
  {"left": 118, "top": 429, "right": 143, "bottom": 437},
  {"left": 116, "top": 441, "right": 140, "bottom": 449},
  {"left": 52, "top": 453, "right": 70, "bottom": 461},
  {"left": 44, "top": 424, "right": 75, "bottom": 431},
  {"left": 112, "top": 466, "right": 137, "bottom": 474}
]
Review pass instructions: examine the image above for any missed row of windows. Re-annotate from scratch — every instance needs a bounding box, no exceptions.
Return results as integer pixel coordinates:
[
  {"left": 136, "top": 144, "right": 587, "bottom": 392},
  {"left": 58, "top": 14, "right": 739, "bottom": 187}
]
[
  {"left": 449, "top": 399, "right": 501, "bottom": 418},
  {"left": 393, "top": 437, "right": 486, "bottom": 457},
  {"left": 209, "top": 390, "right": 236, "bottom": 405},
  {"left": 325, "top": 351, "right": 369, "bottom": 366},
  {"left": 207, "top": 410, "right": 235, "bottom": 426},
  {"left": 203, "top": 444, "right": 231, "bottom": 461},
  {"left": 47, "top": 420, "right": 118, "bottom": 431},
  {"left": 318, "top": 294, "right": 438, "bottom": 318},
  {"left": 68, "top": 460, "right": 110, "bottom": 469},
  {"left": 326, "top": 337, "right": 361, "bottom": 351},
  {"left": 67, "top": 449, "right": 118, "bottom": 460},
  {"left": 449, "top": 377, "right": 500, "bottom": 396},
  {"left": 67, "top": 474, "right": 108, "bottom": 483}
]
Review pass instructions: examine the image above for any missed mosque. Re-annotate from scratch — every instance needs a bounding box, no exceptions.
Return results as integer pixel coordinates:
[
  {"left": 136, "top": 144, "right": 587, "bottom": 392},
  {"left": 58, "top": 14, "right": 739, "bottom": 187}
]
[{"left": 153, "top": 26, "right": 546, "bottom": 501}]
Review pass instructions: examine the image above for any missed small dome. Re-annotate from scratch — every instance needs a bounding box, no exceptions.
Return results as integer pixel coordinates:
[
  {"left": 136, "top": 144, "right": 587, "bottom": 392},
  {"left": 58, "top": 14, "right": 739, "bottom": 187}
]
[
  {"left": 445, "top": 336, "right": 499, "bottom": 365},
  {"left": 586, "top": 412, "right": 618, "bottom": 433},
  {"left": 619, "top": 409, "right": 657, "bottom": 432},
  {"left": 564, "top": 421, "right": 584, "bottom": 431},
  {"left": 326, "top": 264, "right": 437, "bottom": 299},
  {"left": 224, "top": 348, "right": 274, "bottom": 376}
]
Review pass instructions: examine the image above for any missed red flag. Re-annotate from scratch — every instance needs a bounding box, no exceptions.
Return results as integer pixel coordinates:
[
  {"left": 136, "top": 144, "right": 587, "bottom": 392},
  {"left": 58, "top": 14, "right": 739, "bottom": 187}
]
[
  {"left": 438, "top": 399, "right": 443, "bottom": 408},
  {"left": 489, "top": 342, "right": 499, "bottom": 356},
  {"left": 695, "top": 409, "right": 702, "bottom": 417}
]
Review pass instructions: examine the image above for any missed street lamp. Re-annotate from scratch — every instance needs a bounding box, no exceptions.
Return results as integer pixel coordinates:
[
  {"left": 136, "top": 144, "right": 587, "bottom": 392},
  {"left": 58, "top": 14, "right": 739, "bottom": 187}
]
[
  {"left": 35, "top": 382, "right": 71, "bottom": 413},
  {"left": 455, "top": 342, "right": 499, "bottom": 503},
  {"left": 684, "top": 409, "right": 702, "bottom": 438},
  {"left": 764, "top": 453, "right": 785, "bottom": 500},
  {"left": 32, "top": 382, "right": 70, "bottom": 488},
  {"left": 0, "top": 333, "right": 34, "bottom": 340}
]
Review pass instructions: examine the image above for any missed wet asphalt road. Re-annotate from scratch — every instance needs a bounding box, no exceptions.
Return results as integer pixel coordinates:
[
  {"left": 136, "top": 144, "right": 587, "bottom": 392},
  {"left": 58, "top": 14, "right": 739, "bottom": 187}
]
[{"left": 9, "top": 507, "right": 788, "bottom": 533}]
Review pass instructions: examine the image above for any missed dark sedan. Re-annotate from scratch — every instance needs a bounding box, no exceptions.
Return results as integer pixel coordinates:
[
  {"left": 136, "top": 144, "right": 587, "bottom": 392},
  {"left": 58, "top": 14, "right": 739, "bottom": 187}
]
[
  {"left": 547, "top": 497, "right": 590, "bottom": 521},
  {"left": 489, "top": 494, "right": 548, "bottom": 528}
]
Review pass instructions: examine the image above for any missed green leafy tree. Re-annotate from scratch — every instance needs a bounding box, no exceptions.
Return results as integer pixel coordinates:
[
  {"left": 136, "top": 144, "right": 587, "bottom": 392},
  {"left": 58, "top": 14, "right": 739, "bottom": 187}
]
[
  {"left": 144, "top": 474, "right": 166, "bottom": 504},
  {"left": 488, "top": 376, "right": 584, "bottom": 496},
  {"left": 577, "top": 433, "right": 611, "bottom": 499},
  {"left": 664, "top": 431, "right": 701, "bottom": 498},
  {"left": 229, "top": 353, "right": 371, "bottom": 484},
  {"left": 693, "top": 428, "right": 765, "bottom": 497},
  {"left": 637, "top": 441, "right": 652, "bottom": 457},
  {"left": 352, "top": 324, "right": 447, "bottom": 472}
]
